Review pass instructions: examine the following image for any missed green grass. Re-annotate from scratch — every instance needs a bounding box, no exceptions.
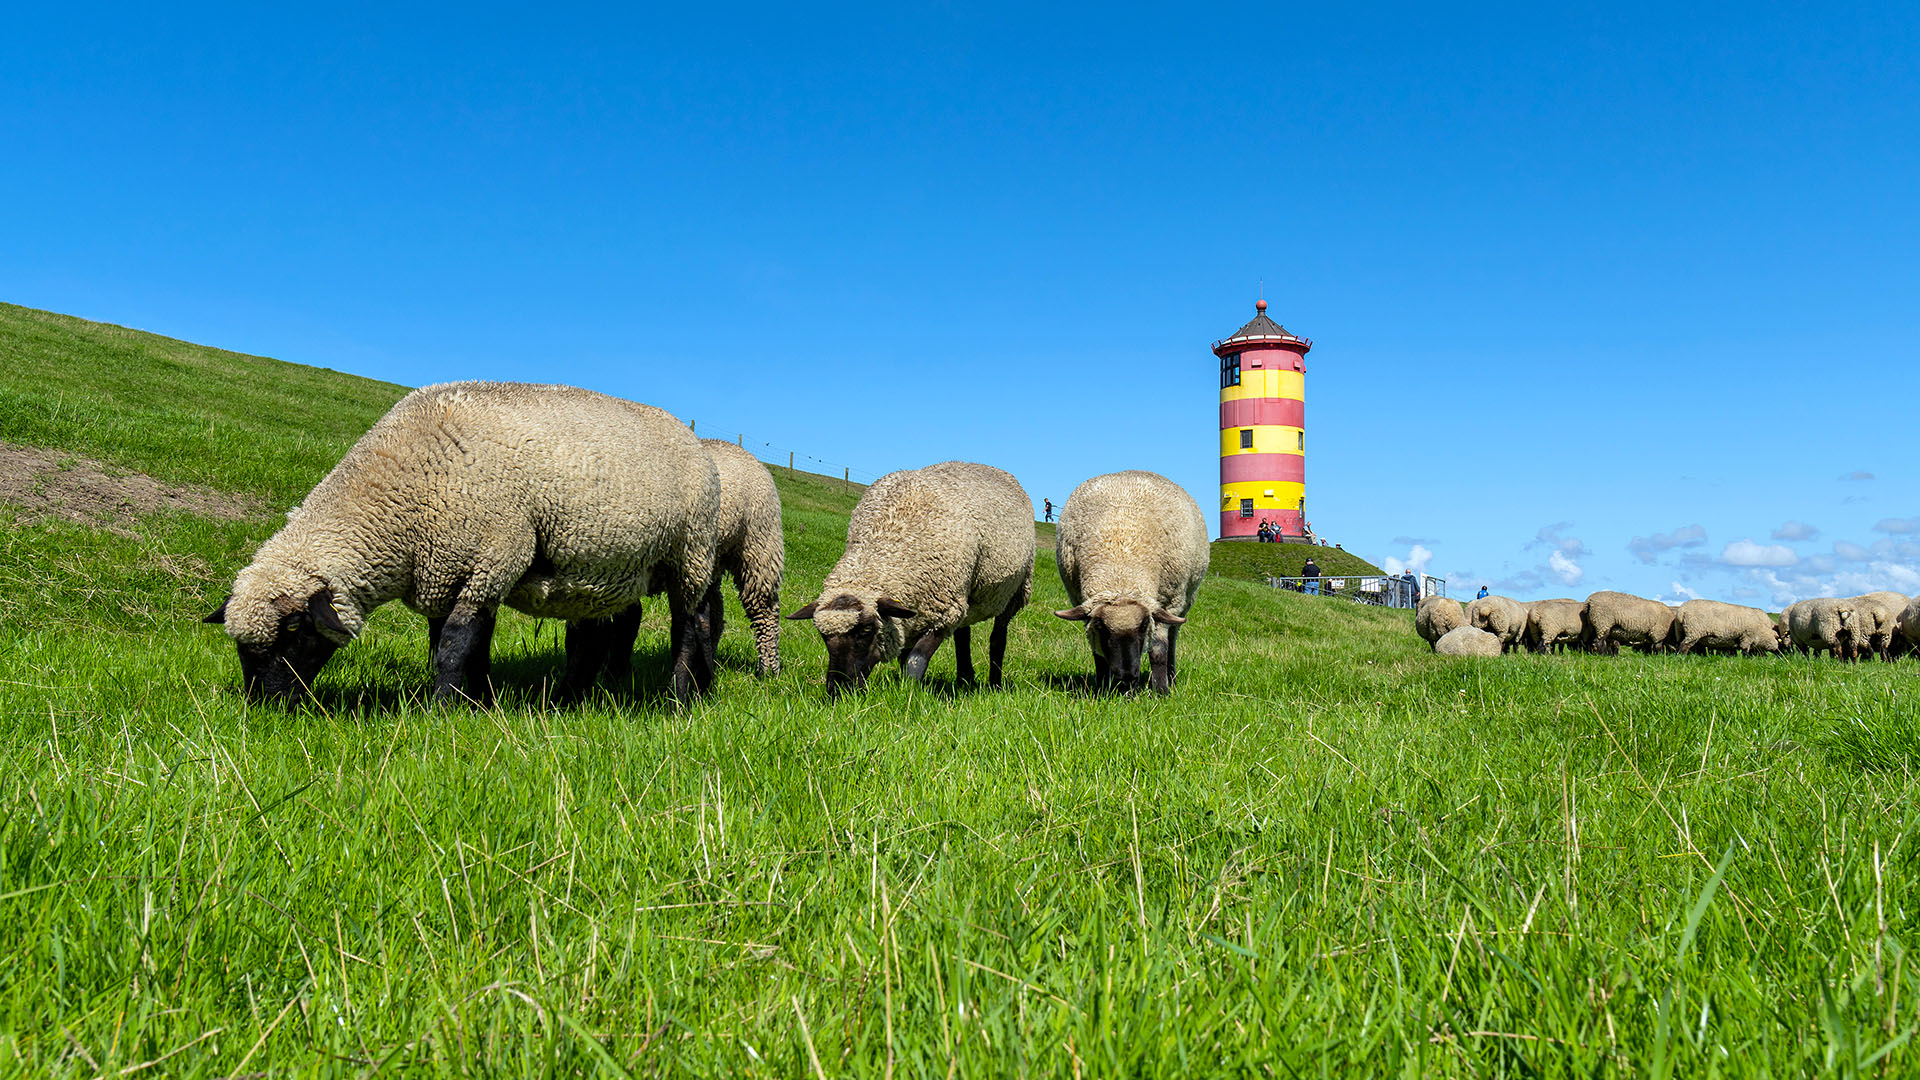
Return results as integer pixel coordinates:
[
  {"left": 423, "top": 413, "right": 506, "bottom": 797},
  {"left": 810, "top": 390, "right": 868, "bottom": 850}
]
[
  {"left": 3, "top": 303, "right": 1920, "bottom": 1076},
  {"left": 1207, "top": 539, "right": 1386, "bottom": 582}
]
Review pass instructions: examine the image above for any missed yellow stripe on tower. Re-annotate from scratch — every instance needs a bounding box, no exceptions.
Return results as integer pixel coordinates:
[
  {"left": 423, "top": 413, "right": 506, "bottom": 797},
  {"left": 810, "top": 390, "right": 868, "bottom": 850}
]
[
  {"left": 1220, "top": 370, "right": 1305, "bottom": 403},
  {"left": 1219, "top": 480, "right": 1305, "bottom": 512},
  {"left": 1220, "top": 426, "right": 1305, "bottom": 456}
]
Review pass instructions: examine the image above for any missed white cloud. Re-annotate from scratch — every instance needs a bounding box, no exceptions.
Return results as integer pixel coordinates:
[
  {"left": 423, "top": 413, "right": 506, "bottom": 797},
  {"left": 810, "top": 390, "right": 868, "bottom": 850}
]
[
  {"left": 1720, "top": 539, "right": 1798, "bottom": 568},
  {"left": 1382, "top": 544, "right": 1434, "bottom": 577},
  {"left": 1834, "top": 541, "right": 1872, "bottom": 562},
  {"left": 1770, "top": 521, "right": 1819, "bottom": 541},
  {"left": 1531, "top": 522, "right": 1586, "bottom": 557},
  {"left": 1874, "top": 517, "right": 1920, "bottom": 535},
  {"left": 1548, "top": 549, "right": 1584, "bottom": 585},
  {"left": 1627, "top": 524, "right": 1707, "bottom": 564},
  {"left": 1841, "top": 471, "right": 1875, "bottom": 482}
]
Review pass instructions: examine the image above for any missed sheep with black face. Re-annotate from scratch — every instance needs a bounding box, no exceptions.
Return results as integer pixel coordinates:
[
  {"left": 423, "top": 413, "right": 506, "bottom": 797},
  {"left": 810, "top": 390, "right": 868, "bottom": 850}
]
[
  {"left": 1052, "top": 470, "right": 1208, "bottom": 694},
  {"left": 206, "top": 381, "right": 720, "bottom": 706},
  {"left": 788, "top": 461, "right": 1034, "bottom": 695}
]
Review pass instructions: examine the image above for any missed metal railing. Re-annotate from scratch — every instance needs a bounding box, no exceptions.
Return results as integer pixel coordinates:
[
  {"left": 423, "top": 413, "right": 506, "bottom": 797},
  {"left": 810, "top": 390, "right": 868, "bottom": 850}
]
[{"left": 1263, "top": 574, "right": 1446, "bottom": 608}]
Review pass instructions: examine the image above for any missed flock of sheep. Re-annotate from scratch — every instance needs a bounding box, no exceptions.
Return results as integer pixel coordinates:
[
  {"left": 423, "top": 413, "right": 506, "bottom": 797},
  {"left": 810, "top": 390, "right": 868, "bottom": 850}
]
[
  {"left": 204, "top": 381, "right": 1211, "bottom": 706},
  {"left": 1418, "top": 588, "right": 1920, "bottom": 660}
]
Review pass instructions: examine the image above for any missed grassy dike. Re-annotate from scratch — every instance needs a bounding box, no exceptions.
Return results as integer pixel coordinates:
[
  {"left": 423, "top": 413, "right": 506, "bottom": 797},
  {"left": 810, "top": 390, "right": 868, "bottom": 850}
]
[{"left": 2, "top": 303, "right": 1918, "bottom": 1076}]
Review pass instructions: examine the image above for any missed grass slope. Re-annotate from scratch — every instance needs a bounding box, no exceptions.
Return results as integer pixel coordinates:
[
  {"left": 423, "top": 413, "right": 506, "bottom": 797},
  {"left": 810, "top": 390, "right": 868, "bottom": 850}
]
[
  {"left": 1208, "top": 539, "right": 1386, "bottom": 582},
  {"left": 2, "top": 304, "right": 1919, "bottom": 1076}
]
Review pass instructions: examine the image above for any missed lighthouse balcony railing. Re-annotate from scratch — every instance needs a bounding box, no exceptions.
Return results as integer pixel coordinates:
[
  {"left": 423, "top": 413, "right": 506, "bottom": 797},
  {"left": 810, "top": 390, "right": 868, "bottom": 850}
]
[{"left": 1261, "top": 574, "right": 1446, "bottom": 608}]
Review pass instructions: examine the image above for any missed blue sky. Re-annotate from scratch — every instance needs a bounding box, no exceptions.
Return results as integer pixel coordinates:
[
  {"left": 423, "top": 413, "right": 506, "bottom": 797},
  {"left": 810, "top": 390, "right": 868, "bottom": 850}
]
[{"left": 4, "top": 2, "right": 1916, "bottom": 604}]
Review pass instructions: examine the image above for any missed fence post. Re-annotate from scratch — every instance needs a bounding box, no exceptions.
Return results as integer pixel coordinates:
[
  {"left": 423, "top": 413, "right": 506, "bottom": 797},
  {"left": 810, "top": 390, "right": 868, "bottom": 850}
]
[
  {"left": 738, "top": 433, "right": 743, "bottom": 447},
  {"left": 690, "top": 419, "right": 695, "bottom": 433},
  {"left": 844, "top": 467, "right": 850, "bottom": 489},
  {"left": 789, "top": 451, "right": 794, "bottom": 470}
]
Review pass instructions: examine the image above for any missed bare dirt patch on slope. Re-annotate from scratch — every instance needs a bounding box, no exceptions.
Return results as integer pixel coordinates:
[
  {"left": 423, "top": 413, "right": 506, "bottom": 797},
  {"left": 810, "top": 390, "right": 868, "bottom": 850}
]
[{"left": 0, "top": 442, "right": 265, "bottom": 535}]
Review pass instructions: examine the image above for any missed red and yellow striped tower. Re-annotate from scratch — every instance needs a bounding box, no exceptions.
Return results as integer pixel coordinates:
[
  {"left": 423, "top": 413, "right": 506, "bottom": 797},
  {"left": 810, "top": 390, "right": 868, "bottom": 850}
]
[{"left": 1214, "top": 298, "right": 1312, "bottom": 539}]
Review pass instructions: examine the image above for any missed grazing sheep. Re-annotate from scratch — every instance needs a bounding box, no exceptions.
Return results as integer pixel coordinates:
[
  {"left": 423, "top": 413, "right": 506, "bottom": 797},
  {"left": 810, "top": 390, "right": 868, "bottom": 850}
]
[
  {"left": 1415, "top": 596, "right": 1467, "bottom": 649},
  {"left": 1465, "top": 595, "right": 1527, "bottom": 653},
  {"left": 1524, "top": 599, "right": 1587, "bottom": 653},
  {"left": 1581, "top": 591, "right": 1678, "bottom": 654},
  {"left": 1674, "top": 599, "right": 1780, "bottom": 655},
  {"left": 788, "top": 461, "right": 1034, "bottom": 695},
  {"left": 1435, "top": 626, "right": 1503, "bottom": 657},
  {"left": 1898, "top": 596, "right": 1920, "bottom": 658},
  {"left": 1848, "top": 591, "right": 1911, "bottom": 661},
  {"left": 1788, "top": 598, "right": 1861, "bottom": 660},
  {"left": 205, "top": 382, "right": 720, "bottom": 706},
  {"left": 1051, "top": 470, "right": 1209, "bottom": 694}
]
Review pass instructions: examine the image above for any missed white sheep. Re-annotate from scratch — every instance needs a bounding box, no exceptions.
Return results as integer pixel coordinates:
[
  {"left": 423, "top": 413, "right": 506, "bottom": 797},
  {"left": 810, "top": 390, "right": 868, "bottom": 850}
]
[
  {"left": 1523, "top": 599, "right": 1586, "bottom": 653},
  {"left": 1582, "top": 591, "right": 1677, "bottom": 654},
  {"left": 1051, "top": 470, "right": 1209, "bottom": 694},
  {"left": 1898, "top": 596, "right": 1920, "bottom": 658},
  {"left": 1673, "top": 599, "right": 1780, "bottom": 655},
  {"left": 1465, "top": 595, "right": 1527, "bottom": 653},
  {"left": 1434, "top": 626, "right": 1503, "bottom": 656},
  {"left": 788, "top": 461, "right": 1034, "bottom": 694},
  {"left": 205, "top": 382, "right": 720, "bottom": 705},
  {"left": 1848, "top": 591, "right": 1910, "bottom": 661},
  {"left": 1788, "top": 598, "right": 1860, "bottom": 660},
  {"left": 1415, "top": 596, "right": 1467, "bottom": 649}
]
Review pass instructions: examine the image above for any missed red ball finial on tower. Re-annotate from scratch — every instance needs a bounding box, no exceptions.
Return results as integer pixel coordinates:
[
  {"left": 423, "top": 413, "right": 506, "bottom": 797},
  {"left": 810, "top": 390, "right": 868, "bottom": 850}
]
[{"left": 1255, "top": 298, "right": 1267, "bottom": 312}]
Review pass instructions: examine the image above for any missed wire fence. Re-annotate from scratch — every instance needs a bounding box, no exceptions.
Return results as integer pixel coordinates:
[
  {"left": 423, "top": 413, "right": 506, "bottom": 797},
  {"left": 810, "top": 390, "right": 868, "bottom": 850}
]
[
  {"left": 685, "top": 420, "right": 887, "bottom": 487},
  {"left": 1264, "top": 574, "right": 1447, "bottom": 608}
]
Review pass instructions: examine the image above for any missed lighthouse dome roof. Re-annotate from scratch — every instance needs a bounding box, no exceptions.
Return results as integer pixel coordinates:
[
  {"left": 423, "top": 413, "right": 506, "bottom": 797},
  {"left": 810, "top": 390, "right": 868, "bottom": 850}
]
[{"left": 1213, "top": 305, "right": 1311, "bottom": 353}]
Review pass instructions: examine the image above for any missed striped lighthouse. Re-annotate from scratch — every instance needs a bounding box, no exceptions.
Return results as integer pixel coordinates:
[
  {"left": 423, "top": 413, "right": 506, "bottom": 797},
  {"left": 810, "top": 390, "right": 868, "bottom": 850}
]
[{"left": 1214, "top": 298, "right": 1312, "bottom": 540}]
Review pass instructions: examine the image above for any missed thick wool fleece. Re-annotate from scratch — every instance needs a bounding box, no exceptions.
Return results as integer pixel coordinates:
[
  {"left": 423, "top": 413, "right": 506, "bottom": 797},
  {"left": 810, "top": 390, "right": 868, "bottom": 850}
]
[
  {"left": 1435, "top": 626, "right": 1503, "bottom": 656},
  {"left": 1898, "top": 596, "right": 1920, "bottom": 651},
  {"left": 1465, "top": 595, "right": 1527, "bottom": 650},
  {"left": 1674, "top": 599, "right": 1780, "bottom": 655},
  {"left": 1415, "top": 596, "right": 1466, "bottom": 648},
  {"left": 1583, "top": 591, "right": 1676, "bottom": 652},
  {"left": 700, "top": 439, "right": 785, "bottom": 674},
  {"left": 1849, "top": 591, "right": 1910, "bottom": 657},
  {"left": 1055, "top": 471, "right": 1209, "bottom": 617},
  {"left": 1789, "top": 597, "right": 1859, "bottom": 657},
  {"left": 1524, "top": 599, "right": 1587, "bottom": 652},
  {"left": 812, "top": 461, "right": 1035, "bottom": 655},
  {"left": 224, "top": 382, "right": 718, "bottom": 647}
]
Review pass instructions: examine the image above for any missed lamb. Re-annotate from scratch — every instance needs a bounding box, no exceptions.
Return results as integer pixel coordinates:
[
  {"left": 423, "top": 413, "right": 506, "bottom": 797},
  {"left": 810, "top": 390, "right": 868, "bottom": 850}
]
[
  {"left": 1523, "top": 599, "right": 1587, "bottom": 653},
  {"left": 1415, "top": 596, "right": 1467, "bottom": 649},
  {"left": 1673, "top": 599, "right": 1780, "bottom": 655},
  {"left": 1434, "top": 626, "right": 1503, "bottom": 656},
  {"left": 1847, "top": 591, "right": 1911, "bottom": 661},
  {"left": 205, "top": 382, "right": 720, "bottom": 706},
  {"left": 1051, "top": 470, "right": 1209, "bottom": 694},
  {"left": 1464, "top": 595, "right": 1527, "bottom": 653},
  {"left": 1788, "top": 597, "right": 1861, "bottom": 660},
  {"left": 1581, "top": 591, "right": 1677, "bottom": 654},
  {"left": 787, "top": 461, "right": 1034, "bottom": 695}
]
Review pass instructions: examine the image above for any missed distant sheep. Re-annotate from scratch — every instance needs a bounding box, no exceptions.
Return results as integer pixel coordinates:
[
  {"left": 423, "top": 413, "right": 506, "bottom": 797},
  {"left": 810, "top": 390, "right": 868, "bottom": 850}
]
[
  {"left": 1582, "top": 591, "right": 1677, "bottom": 654},
  {"left": 1674, "top": 599, "right": 1780, "bottom": 656},
  {"left": 1788, "top": 598, "right": 1860, "bottom": 660},
  {"left": 1899, "top": 596, "right": 1920, "bottom": 658},
  {"left": 206, "top": 382, "right": 720, "bottom": 706},
  {"left": 1415, "top": 596, "right": 1466, "bottom": 650},
  {"left": 1052, "top": 470, "right": 1209, "bottom": 694},
  {"left": 1523, "top": 599, "right": 1586, "bottom": 654},
  {"left": 1435, "top": 626, "right": 1503, "bottom": 657},
  {"left": 1848, "top": 591, "right": 1910, "bottom": 661},
  {"left": 788, "top": 461, "right": 1034, "bottom": 694},
  {"left": 1465, "top": 595, "right": 1527, "bottom": 653}
]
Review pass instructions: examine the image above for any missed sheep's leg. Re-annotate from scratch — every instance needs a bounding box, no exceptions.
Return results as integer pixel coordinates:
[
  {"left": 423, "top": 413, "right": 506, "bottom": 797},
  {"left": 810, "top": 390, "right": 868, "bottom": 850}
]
[
  {"left": 987, "top": 603, "right": 1017, "bottom": 689},
  {"left": 428, "top": 616, "right": 447, "bottom": 658},
  {"left": 1148, "top": 625, "right": 1172, "bottom": 695},
  {"left": 600, "top": 604, "right": 645, "bottom": 683},
  {"left": 560, "top": 618, "right": 614, "bottom": 702},
  {"left": 434, "top": 607, "right": 497, "bottom": 705},
  {"left": 953, "top": 626, "right": 975, "bottom": 686},
  {"left": 741, "top": 576, "right": 782, "bottom": 676},
  {"left": 666, "top": 600, "right": 715, "bottom": 702},
  {"left": 1167, "top": 623, "right": 1182, "bottom": 687},
  {"left": 902, "top": 630, "right": 946, "bottom": 683},
  {"left": 703, "top": 581, "right": 726, "bottom": 661}
]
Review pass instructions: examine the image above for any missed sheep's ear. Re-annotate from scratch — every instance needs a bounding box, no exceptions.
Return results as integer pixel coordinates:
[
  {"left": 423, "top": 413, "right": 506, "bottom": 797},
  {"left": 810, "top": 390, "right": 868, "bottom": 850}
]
[
  {"left": 876, "top": 598, "right": 918, "bottom": 619},
  {"left": 203, "top": 596, "right": 230, "bottom": 624},
  {"left": 1151, "top": 609, "right": 1187, "bottom": 626},
  {"left": 308, "top": 588, "right": 350, "bottom": 637},
  {"left": 786, "top": 602, "right": 818, "bottom": 621},
  {"left": 1054, "top": 605, "right": 1092, "bottom": 621}
]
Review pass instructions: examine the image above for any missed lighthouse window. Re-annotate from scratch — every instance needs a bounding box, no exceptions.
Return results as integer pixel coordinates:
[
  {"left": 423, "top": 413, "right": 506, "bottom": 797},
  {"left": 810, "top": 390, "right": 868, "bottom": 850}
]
[
  {"left": 1220, "top": 353, "right": 1241, "bottom": 389},
  {"left": 1297, "top": 431, "right": 1304, "bottom": 451},
  {"left": 1239, "top": 498, "right": 1254, "bottom": 519},
  {"left": 1239, "top": 429, "right": 1253, "bottom": 449}
]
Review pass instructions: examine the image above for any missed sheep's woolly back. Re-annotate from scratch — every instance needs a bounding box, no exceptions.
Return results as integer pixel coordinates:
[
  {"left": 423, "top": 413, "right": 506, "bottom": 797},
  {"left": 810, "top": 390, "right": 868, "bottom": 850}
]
[
  {"left": 1435, "top": 626, "right": 1503, "bottom": 657},
  {"left": 1849, "top": 591, "right": 1910, "bottom": 648},
  {"left": 1525, "top": 599, "right": 1587, "bottom": 649},
  {"left": 1674, "top": 598, "right": 1779, "bottom": 653},
  {"left": 1899, "top": 597, "right": 1920, "bottom": 649},
  {"left": 1054, "top": 470, "right": 1209, "bottom": 616},
  {"left": 815, "top": 461, "right": 1035, "bottom": 653},
  {"left": 1583, "top": 590, "right": 1675, "bottom": 648},
  {"left": 700, "top": 439, "right": 785, "bottom": 673},
  {"left": 1789, "top": 598, "right": 1859, "bottom": 653},
  {"left": 1415, "top": 597, "right": 1466, "bottom": 645},
  {"left": 1465, "top": 595, "right": 1526, "bottom": 644},
  {"left": 226, "top": 382, "right": 719, "bottom": 647}
]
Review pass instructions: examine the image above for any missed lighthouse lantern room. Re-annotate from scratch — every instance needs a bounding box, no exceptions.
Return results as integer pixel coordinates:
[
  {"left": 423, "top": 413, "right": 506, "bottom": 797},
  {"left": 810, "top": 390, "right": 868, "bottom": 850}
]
[{"left": 1214, "top": 298, "right": 1312, "bottom": 540}]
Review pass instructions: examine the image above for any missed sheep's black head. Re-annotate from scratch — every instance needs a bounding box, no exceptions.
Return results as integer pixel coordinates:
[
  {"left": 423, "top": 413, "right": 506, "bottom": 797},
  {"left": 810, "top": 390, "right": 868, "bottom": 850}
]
[
  {"left": 1054, "top": 600, "right": 1185, "bottom": 692},
  {"left": 787, "top": 593, "right": 916, "bottom": 696},
  {"left": 204, "top": 585, "right": 351, "bottom": 706}
]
